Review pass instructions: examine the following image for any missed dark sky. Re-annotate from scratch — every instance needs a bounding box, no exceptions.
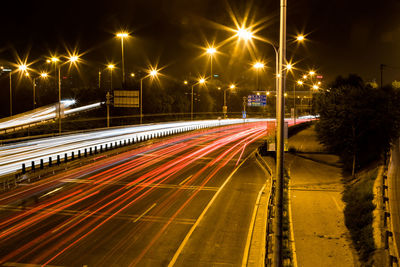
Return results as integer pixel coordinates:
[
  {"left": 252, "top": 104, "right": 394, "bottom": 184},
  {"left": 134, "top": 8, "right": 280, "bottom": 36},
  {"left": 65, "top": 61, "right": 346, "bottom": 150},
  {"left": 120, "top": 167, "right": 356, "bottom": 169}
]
[{"left": 2, "top": 0, "right": 400, "bottom": 86}]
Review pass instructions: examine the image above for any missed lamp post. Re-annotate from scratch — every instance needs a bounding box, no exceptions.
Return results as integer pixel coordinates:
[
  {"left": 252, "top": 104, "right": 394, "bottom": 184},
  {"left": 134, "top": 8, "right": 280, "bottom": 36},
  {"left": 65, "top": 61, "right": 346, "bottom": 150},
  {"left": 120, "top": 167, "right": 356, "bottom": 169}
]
[
  {"left": 48, "top": 55, "right": 79, "bottom": 133},
  {"left": 106, "top": 64, "right": 115, "bottom": 128},
  {"left": 116, "top": 32, "right": 129, "bottom": 87},
  {"left": 140, "top": 68, "right": 159, "bottom": 124},
  {"left": 31, "top": 72, "right": 48, "bottom": 109},
  {"left": 222, "top": 84, "right": 235, "bottom": 119},
  {"left": 253, "top": 62, "right": 265, "bottom": 91},
  {"left": 206, "top": 47, "right": 216, "bottom": 81},
  {"left": 191, "top": 78, "right": 206, "bottom": 120}
]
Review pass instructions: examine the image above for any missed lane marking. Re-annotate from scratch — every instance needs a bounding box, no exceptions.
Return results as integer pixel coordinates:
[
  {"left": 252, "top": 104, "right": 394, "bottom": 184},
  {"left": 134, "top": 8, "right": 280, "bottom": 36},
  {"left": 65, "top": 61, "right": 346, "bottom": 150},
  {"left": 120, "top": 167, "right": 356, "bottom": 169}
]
[
  {"left": 179, "top": 175, "right": 193, "bottom": 185},
  {"left": 168, "top": 151, "right": 255, "bottom": 267},
  {"left": 241, "top": 182, "right": 267, "bottom": 266},
  {"left": 52, "top": 211, "right": 89, "bottom": 233},
  {"left": 133, "top": 203, "right": 157, "bottom": 223}
]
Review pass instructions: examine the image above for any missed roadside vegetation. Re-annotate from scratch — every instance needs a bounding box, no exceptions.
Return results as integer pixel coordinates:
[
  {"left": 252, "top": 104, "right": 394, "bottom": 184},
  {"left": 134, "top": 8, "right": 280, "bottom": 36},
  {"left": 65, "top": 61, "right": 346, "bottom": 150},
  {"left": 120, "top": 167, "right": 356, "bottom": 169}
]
[{"left": 314, "top": 74, "right": 400, "bottom": 263}]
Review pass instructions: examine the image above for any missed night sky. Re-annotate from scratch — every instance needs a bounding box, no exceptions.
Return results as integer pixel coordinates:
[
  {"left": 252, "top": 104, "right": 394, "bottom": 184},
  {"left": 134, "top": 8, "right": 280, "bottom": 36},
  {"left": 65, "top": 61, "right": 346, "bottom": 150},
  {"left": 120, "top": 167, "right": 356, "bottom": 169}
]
[{"left": 2, "top": 0, "right": 400, "bottom": 86}]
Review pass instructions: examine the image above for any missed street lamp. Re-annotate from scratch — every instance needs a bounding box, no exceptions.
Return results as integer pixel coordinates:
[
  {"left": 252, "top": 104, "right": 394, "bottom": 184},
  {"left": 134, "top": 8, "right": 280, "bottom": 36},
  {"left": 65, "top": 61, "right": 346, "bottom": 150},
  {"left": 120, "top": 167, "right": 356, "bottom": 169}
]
[
  {"left": 116, "top": 32, "right": 129, "bottom": 87},
  {"left": 32, "top": 72, "right": 49, "bottom": 109},
  {"left": 48, "top": 55, "right": 80, "bottom": 133},
  {"left": 253, "top": 61, "right": 265, "bottom": 91},
  {"left": 107, "top": 64, "right": 115, "bottom": 91},
  {"left": 191, "top": 77, "right": 206, "bottom": 120},
  {"left": 222, "top": 84, "right": 235, "bottom": 119},
  {"left": 206, "top": 46, "right": 217, "bottom": 80},
  {"left": 140, "top": 67, "right": 159, "bottom": 124}
]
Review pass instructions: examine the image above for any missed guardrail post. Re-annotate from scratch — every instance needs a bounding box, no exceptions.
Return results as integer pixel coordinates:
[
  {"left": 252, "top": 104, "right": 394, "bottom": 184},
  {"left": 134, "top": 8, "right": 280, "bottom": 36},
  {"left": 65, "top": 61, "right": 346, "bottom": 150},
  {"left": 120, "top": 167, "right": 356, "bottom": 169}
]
[
  {"left": 31, "top": 161, "right": 35, "bottom": 172},
  {"left": 115, "top": 141, "right": 118, "bottom": 147},
  {"left": 385, "top": 230, "right": 393, "bottom": 249},
  {"left": 64, "top": 153, "right": 68, "bottom": 163},
  {"left": 49, "top": 157, "right": 52, "bottom": 167},
  {"left": 94, "top": 146, "right": 97, "bottom": 154},
  {"left": 78, "top": 150, "right": 81, "bottom": 158},
  {"left": 120, "top": 141, "right": 122, "bottom": 146},
  {"left": 40, "top": 159, "right": 44, "bottom": 169},
  {"left": 105, "top": 144, "right": 108, "bottom": 151},
  {"left": 89, "top": 147, "right": 92, "bottom": 155},
  {"left": 71, "top": 151, "right": 75, "bottom": 160},
  {"left": 385, "top": 212, "right": 391, "bottom": 227},
  {"left": 57, "top": 155, "right": 61, "bottom": 165},
  {"left": 124, "top": 140, "right": 127, "bottom": 145},
  {"left": 100, "top": 145, "right": 103, "bottom": 153},
  {"left": 22, "top": 163, "right": 26, "bottom": 174},
  {"left": 85, "top": 148, "right": 88, "bottom": 157}
]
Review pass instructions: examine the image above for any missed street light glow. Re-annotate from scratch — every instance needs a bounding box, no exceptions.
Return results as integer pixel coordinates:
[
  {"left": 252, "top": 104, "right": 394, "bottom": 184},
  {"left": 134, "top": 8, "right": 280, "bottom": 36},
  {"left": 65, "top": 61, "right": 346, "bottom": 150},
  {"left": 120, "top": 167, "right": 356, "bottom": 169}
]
[
  {"left": 117, "top": 32, "right": 129, "bottom": 38},
  {"left": 40, "top": 72, "right": 48, "bottom": 78},
  {"left": 286, "top": 64, "right": 292, "bottom": 70},
  {"left": 150, "top": 69, "right": 158, "bottom": 77},
  {"left": 296, "top": 35, "right": 305, "bottom": 41},
  {"left": 206, "top": 47, "right": 216, "bottom": 55},
  {"left": 18, "top": 64, "right": 27, "bottom": 71},
  {"left": 303, "top": 75, "right": 308, "bottom": 79},
  {"left": 51, "top": 57, "right": 59, "bottom": 63},
  {"left": 313, "top": 84, "right": 319, "bottom": 89},
  {"left": 309, "top": 70, "right": 316, "bottom": 76},
  {"left": 297, "top": 80, "right": 303, "bottom": 85},
  {"left": 107, "top": 64, "right": 115, "bottom": 70},
  {"left": 199, "top": 78, "right": 206, "bottom": 84},
  {"left": 253, "top": 62, "right": 265, "bottom": 69},
  {"left": 69, "top": 55, "right": 79, "bottom": 62},
  {"left": 229, "top": 84, "right": 235, "bottom": 89},
  {"left": 130, "top": 73, "right": 135, "bottom": 77},
  {"left": 184, "top": 80, "right": 188, "bottom": 85},
  {"left": 236, "top": 27, "right": 253, "bottom": 41}
]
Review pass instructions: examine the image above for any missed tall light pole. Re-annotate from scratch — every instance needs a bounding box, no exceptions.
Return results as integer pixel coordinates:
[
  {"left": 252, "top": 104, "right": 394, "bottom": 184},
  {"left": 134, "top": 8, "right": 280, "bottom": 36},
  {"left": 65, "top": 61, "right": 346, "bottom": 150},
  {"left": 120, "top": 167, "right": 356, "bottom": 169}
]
[
  {"left": 222, "top": 84, "right": 235, "bottom": 119},
  {"left": 106, "top": 64, "right": 115, "bottom": 128},
  {"left": 116, "top": 32, "right": 129, "bottom": 87},
  {"left": 206, "top": 47, "right": 216, "bottom": 82},
  {"left": 31, "top": 72, "right": 48, "bottom": 109},
  {"left": 253, "top": 62, "right": 265, "bottom": 91},
  {"left": 140, "top": 68, "right": 159, "bottom": 124},
  {"left": 191, "top": 78, "right": 206, "bottom": 120}
]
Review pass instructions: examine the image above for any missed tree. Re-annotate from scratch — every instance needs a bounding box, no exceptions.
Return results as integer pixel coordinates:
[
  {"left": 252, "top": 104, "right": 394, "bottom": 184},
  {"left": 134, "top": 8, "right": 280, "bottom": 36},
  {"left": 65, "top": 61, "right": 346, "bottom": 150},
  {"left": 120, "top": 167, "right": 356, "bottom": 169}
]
[{"left": 315, "top": 74, "right": 400, "bottom": 176}]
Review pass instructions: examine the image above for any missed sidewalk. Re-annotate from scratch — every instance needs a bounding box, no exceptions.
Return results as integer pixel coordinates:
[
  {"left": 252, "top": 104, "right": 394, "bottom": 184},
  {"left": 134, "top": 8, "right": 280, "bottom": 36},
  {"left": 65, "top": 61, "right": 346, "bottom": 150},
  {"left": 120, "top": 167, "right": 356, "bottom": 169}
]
[{"left": 286, "top": 125, "right": 358, "bottom": 267}]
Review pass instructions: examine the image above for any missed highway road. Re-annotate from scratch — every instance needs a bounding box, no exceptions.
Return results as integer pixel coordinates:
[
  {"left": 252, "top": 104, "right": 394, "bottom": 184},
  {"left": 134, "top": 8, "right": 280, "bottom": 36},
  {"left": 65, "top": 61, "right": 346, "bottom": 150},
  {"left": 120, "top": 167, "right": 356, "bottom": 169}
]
[{"left": 0, "top": 121, "right": 270, "bottom": 266}]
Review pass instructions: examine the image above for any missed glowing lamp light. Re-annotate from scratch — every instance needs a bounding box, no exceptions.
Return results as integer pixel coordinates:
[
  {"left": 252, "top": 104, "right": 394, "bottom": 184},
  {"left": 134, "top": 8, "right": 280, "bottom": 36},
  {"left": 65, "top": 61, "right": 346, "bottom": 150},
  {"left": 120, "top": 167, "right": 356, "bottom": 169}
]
[
  {"left": 131, "top": 73, "right": 135, "bottom": 77},
  {"left": 229, "top": 84, "right": 235, "bottom": 89},
  {"left": 286, "top": 64, "right": 293, "bottom": 70},
  {"left": 309, "top": 71, "right": 316, "bottom": 76},
  {"left": 206, "top": 47, "right": 216, "bottom": 55},
  {"left": 236, "top": 27, "right": 253, "bottom": 41},
  {"left": 107, "top": 64, "right": 115, "bottom": 70},
  {"left": 69, "top": 56, "right": 79, "bottom": 62},
  {"left": 253, "top": 62, "right": 265, "bottom": 69},
  {"left": 18, "top": 64, "right": 27, "bottom": 71},
  {"left": 40, "top": 72, "right": 48, "bottom": 78},
  {"left": 199, "top": 78, "right": 206, "bottom": 84},
  {"left": 313, "top": 85, "right": 319, "bottom": 90},
  {"left": 150, "top": 69, "right": 158, "bottom": 77},
  {"left": 117, "top": 32, "right": 129, "bottom": 38},
  {"left": 296, "top": 35, "right": 305, "bottom": 41},
  {"left": 303, "top": 75, "right": 308, "bottom": 79},
  {"left": 297, "top": 80, "right": 304, "bottom": 85},
  {"left": 184, "top": 80, "right": 188, "bottom": 85},
  {"left": 51, "top": 57, "right": 59, "bottom": 62}
]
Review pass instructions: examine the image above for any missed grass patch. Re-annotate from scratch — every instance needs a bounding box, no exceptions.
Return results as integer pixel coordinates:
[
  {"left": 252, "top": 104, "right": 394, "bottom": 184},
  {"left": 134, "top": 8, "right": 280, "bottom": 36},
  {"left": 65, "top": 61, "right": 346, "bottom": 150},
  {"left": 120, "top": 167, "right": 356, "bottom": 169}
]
[{"left": 342, "top": 167, "right": 377, "bottom": 263}]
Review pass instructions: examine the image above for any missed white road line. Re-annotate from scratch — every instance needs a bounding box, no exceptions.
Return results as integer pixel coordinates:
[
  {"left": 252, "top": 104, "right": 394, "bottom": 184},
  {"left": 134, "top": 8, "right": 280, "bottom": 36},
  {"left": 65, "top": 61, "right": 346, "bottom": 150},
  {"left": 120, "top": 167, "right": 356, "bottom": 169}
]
[
  {"left": 133, "top": 203, "right": 157, "bottom": 223},
  {"left": 168, "top": 151, "right": 255, "bottom": 267},
  {"left": 241, "top": 182, "right": 267, "bottom": 266}
]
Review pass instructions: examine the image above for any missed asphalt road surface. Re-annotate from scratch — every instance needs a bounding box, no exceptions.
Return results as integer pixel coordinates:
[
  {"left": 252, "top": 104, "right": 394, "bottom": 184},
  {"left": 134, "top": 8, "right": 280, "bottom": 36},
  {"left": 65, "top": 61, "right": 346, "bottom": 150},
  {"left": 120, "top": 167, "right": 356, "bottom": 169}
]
[{"left": 0, "top": 122, "right": 269, "bottom": 266}]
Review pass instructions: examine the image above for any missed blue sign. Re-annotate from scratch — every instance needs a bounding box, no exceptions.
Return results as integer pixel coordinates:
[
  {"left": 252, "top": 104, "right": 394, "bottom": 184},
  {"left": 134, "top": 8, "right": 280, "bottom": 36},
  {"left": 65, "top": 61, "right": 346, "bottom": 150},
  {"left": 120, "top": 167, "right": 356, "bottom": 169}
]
[
  {"left": 242, "top": 111, "right": 247, "bottom": 118},
  {"left": 247, "top": 94, "right": 267, "bottom": 106}
]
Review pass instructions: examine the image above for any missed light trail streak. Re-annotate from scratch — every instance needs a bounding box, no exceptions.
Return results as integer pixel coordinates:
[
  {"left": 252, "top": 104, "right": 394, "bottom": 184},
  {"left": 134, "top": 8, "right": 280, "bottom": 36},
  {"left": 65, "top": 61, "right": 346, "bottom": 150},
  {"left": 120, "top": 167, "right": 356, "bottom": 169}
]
[{"left": 0, "top": 122, "right": 271, "bottom": 265}]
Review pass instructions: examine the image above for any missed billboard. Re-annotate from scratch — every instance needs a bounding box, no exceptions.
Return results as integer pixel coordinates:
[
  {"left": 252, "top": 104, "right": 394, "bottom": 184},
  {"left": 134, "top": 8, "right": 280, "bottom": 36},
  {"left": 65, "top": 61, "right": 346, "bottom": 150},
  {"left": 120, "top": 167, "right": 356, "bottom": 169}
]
[
  {"left": 247, "top": 94, "right": 267, "bottom": 107},
  {"left": 114, "top": 90, "right": 139, "bottom": 108}
]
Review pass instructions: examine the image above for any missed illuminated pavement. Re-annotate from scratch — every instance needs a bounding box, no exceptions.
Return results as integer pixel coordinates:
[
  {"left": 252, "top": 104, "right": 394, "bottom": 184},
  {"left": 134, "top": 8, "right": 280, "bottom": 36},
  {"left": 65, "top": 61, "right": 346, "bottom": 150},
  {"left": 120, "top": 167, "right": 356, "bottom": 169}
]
[{"left": 0, "top": 122, "right": 271, "bottom": 266}]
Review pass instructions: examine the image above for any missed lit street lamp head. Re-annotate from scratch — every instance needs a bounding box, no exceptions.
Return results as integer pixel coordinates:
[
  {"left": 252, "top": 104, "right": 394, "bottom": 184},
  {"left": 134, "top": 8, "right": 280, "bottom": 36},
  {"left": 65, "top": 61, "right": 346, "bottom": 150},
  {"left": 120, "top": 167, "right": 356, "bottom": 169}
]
[
  {"left": 116, "top": 32, "right": 129, "bottom": 38},
  {"left": 206, "top": 47, "right": 216, "bottom": 55},
  {"left": 309, "top": 70, "right": 316, "bottom": 76},
  {"left": 51, "top": 57, "right": 59, "bottom": 63},
  {"left": 69, "top": 55, "right": 79, "bottom": 63},
  {"left": 229, "top": 84, "right": 235, "bottom": 89},
  {"left": 40, "top": 72, "right": 48, "bottom": 78},
  {"left": 107, "top": 64, "right": 115, "bottom": 70},
  {"left": 184, "top": 80, "right": 188, "bottom": 85},
  {"left": 150, "top": 69, "right": 158, "bottom": 77},
  {"left": 236, "top": 27, "right": 253, "bottom": 41},
  {"left": 253, "top": 62, "right": 265, "bottom": 69},
  {"left": 18, "top": 64, "right": 27, "bottom": 71},
  {"left": 313, "top": 84, "right": 319, "bottom": 90},
  {"left": 297, "top": 80, "right": 303, "bottom": 85},
  {"left": 296, "top": 35, "right": 305, "bottom": 41},
  {"left": 199, "top": 78, "right": 206, "bottom": 84}
]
